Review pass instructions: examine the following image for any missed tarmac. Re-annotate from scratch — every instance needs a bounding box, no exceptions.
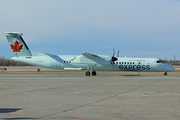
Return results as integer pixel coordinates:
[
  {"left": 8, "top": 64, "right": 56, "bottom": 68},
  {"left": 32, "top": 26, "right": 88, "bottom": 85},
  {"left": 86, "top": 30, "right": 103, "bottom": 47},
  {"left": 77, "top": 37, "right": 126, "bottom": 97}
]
[{"left": 0, "top": 74, "right": 180, "bottom": 120}]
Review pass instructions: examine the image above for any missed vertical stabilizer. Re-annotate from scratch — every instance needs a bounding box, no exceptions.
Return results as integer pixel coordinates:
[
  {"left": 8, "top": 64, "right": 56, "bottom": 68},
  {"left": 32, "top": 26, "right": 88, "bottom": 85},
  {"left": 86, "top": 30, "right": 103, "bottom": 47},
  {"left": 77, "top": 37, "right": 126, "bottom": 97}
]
[{"left": 4, "top": 32, "right": 32, "bottom": 57}]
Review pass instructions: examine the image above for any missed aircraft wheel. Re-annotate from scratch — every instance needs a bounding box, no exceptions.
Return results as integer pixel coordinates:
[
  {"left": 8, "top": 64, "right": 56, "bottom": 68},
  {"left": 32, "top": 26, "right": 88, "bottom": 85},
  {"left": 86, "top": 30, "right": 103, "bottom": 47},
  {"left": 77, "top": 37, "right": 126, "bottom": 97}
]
[
  {"left": 92, "top": 71, "right": 96, "bottom": 76},
  {"left": 37, "top": 68, "right": 41, "bottom": 72},
  {"left": 164, "top": 72, "right": 167, "bottom": 76},
  {"left": 85, "top": 71, "right": 90, "bottom": 76}
]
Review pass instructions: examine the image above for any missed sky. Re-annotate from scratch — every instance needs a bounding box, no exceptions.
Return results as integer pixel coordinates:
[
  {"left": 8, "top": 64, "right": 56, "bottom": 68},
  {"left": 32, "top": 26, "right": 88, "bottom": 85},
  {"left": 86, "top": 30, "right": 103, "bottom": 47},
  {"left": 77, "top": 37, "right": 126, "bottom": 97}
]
[{"left": 0, "top": 0, "right": 180, "bottom": 60}]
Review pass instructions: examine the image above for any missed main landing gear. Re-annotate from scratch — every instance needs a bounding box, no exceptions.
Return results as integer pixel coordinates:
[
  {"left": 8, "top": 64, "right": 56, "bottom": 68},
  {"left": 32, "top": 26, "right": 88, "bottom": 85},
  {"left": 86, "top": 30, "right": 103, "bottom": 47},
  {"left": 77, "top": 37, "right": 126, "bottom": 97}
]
[
  {"left": 164, "top": 72, "right": 167, "bottom": 76},
  {"left": 85, "top": 65, "right": 97, "bottom": 76},
  {"left": 85, "top": 71, "right": 97, "bottom": 76}
]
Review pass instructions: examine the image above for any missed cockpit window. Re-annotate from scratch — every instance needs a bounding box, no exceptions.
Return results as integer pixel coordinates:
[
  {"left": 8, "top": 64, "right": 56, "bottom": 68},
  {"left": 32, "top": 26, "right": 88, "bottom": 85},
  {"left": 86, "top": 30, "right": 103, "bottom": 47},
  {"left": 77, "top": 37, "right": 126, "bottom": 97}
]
[{"left": 157, "top": 60, "right": 166, "bottom": 63}]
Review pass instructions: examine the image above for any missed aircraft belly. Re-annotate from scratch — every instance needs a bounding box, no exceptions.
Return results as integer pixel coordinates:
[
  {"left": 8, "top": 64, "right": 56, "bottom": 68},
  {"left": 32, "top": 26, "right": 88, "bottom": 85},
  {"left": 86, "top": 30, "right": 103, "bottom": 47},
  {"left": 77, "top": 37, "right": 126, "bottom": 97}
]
[
  {"left": 63, "top": 63, "right": 115, "bottom": 71},
  {"left": 11, "top": 56, "right": 58, "bottom": 69},
  {"left": 91, "top": 64, "right": 118, "bottom": 71},
  {"left": 61, "top": 63, "right": 87, "bottom": 70}
]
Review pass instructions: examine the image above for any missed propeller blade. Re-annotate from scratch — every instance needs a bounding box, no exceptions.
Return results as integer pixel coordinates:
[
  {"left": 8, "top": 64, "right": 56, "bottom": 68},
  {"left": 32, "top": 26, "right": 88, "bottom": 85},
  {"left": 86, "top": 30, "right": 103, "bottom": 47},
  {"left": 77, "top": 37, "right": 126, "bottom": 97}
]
[
  {"left": 113, "top": 48, "right": 115, "bottom": 57},
  {"left": 117, "top": 50, "right": 120, "bottom": 57},
  {"left": 111, "top": 48, "right": 118, "bottom": 61}
]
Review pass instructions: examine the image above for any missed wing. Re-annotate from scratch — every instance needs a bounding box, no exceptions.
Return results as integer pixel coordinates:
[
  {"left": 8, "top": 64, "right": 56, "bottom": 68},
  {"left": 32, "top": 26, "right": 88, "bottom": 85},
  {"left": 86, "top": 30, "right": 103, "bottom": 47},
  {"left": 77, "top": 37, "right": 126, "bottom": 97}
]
[
  {"left": 81, "top": 52, "right": 109, "bottom": 64},
  {"left": 81, "top": 52, "right": 98, "bottom": 57}
]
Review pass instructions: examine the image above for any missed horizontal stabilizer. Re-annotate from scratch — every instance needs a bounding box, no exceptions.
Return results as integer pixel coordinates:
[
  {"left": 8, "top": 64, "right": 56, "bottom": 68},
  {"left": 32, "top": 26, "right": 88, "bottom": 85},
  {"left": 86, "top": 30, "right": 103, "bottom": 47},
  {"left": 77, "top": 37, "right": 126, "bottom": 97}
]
[{"left": 4, "top": 32, "right": 23, "bottom": 36}]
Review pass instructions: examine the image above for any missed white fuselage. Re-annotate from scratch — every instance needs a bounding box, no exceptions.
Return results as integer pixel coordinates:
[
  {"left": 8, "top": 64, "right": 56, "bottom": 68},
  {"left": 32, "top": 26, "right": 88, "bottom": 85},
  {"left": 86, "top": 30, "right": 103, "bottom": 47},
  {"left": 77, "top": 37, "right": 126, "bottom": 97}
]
[{"left": 11, "top": 51, "right": 175, "bottom": 72}]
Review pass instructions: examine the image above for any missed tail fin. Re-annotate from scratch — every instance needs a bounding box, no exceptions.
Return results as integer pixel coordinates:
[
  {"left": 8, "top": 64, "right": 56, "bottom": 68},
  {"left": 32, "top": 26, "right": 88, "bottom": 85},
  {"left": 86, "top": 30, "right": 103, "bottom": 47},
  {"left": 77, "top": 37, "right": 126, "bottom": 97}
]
[{"left": 4, "top": 32, "right": 32, "bottom": 57}]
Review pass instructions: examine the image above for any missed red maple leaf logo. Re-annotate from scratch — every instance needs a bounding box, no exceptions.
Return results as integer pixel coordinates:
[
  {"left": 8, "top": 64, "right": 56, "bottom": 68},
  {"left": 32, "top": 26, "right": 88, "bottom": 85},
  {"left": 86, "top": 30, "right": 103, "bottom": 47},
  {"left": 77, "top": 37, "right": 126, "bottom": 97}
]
[{"left": 11, "top": 41, "right": 23, "bottom": 52}]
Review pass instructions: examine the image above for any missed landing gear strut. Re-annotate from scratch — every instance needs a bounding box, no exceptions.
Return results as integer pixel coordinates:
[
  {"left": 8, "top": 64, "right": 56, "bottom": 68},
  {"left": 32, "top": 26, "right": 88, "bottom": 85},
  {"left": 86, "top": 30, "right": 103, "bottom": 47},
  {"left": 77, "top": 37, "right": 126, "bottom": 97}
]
[{"left": 164, "top": 72, "right": 167, "bottom": 76}]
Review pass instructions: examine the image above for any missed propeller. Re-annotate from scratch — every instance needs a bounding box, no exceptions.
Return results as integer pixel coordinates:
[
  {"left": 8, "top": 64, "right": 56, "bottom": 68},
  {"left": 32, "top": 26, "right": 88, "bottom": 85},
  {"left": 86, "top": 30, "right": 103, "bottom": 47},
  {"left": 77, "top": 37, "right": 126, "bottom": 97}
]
[
  {"left": 117, "top": 50, "right": 120, "bottom": 57},
  {"left": 111, "top": 48, "right": 118, "bottom": 62}
]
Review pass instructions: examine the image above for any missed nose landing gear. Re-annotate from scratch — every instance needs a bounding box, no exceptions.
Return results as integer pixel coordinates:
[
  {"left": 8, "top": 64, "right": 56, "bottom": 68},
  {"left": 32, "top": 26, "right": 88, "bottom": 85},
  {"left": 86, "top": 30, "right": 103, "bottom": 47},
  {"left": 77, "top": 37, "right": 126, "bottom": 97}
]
[{"left": 164, "top": 72, "right": 167, "bottom": 76}]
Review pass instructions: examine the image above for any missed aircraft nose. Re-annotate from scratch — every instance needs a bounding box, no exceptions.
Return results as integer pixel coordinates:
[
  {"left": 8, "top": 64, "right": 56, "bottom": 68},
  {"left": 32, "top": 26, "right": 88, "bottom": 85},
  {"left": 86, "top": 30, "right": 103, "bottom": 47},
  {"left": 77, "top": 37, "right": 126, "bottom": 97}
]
[
  {"left": 168, "top": 66, "right": 175, "bottom": 72},
  {"left": 172, "top": 67, "right": 175, "bottom": 71}
]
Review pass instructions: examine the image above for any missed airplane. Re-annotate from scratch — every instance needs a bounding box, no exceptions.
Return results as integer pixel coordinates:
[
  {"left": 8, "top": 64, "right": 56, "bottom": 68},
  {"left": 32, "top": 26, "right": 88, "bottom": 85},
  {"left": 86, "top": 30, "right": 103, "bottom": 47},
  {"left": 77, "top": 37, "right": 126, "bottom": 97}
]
[{"left": 4, "top": 32, "right": 175, "bottom": 76}]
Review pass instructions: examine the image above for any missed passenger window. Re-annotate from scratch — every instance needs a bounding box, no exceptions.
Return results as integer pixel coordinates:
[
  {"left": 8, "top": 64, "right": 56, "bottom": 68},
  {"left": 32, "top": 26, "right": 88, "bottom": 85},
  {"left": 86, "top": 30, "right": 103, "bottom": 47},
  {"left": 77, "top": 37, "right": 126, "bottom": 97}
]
[
  {"left": 122, "top": 62, "right": 124, "bottom": 64},
  {"left": 133, "top": 62, "right": 135, "bottom": 64},
  {"left": 125, "top": 62, "right": 126, "bottom": 64},
  {"left": 116, "top": 62, "right": 118, "bottom": 64},
  {"left": 119, "top": 62, "right": 121, "bottom": 64},
  {"left": 130, "top": 62, "right": 132, "bottom": 64},
  {"left": 127, "top": 62, "right": 129, "bottom": 64}
]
